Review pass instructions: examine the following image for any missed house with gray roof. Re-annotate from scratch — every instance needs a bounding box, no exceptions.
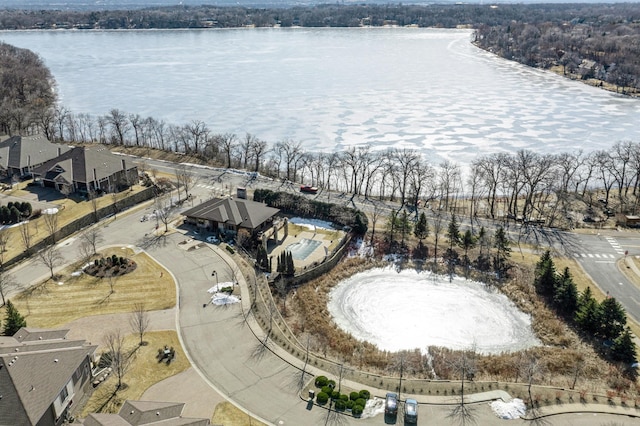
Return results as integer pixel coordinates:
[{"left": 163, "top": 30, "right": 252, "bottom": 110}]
[
  {"left": 182, "top": 197, "right": 279, "bottom": 236},
  {"left": 83, "top": 400, "right": 209, "bottom": 426},
  {"left": 30, "top": 145, "right": 138, "bottom": 195},
  {"left": 0, "top": 327, "right": 98, "bottom": 426},
  {"left": 0, "top": 134, "right": 71, "bottom": 180}
]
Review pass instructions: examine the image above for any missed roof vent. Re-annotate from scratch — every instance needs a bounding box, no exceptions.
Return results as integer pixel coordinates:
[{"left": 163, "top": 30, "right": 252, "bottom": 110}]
[
  {"left": 54, "top": 359, "right": 59, "bottom": 363},
  {"left": 156, "top": 412, "right": 160, "bottom": 416},
  {"left": 39, "top": 336, "right": 42, "bottom": 340}
]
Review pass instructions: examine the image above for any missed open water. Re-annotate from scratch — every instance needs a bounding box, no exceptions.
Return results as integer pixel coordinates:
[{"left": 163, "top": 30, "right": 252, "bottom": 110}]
[{"left": 1, "top": 28, "right": 639, "bottom": 165}]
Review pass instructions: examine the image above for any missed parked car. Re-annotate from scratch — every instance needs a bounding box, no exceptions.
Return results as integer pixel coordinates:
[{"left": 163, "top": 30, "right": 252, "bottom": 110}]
[
  {"left": 404, "top": 398, "right": 418, "bottom": 424},
  {"left": 300, "top": 184, "right": 318, "bottom": 194},
  {"left": 384, "top": 392, "right": 398, "bottom": 416}
]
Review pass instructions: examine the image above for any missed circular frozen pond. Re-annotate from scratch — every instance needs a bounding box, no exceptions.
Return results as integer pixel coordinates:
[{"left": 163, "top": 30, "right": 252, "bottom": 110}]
[{"left": 328, "top": 268, "right": 540, "bottom": 354}]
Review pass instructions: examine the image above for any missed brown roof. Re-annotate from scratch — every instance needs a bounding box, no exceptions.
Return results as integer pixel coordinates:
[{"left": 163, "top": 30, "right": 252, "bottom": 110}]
[
  {"left": 182, "top": 197, "right": 279, "bottom": 231},
  {"left": 83, "top": 400, "right": 209, "bottom": 426}
]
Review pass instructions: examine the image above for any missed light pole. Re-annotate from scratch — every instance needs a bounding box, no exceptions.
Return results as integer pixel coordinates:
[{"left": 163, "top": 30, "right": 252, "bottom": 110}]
[{"left": 212, "top": 270, "right": 218, "bottom": 287}]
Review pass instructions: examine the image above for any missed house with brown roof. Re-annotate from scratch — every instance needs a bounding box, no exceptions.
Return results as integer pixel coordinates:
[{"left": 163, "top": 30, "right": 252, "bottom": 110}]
[
  {"left": 0, "top": 327, "right": 98, "bottom": 426},
  {"left": 30, "top": 145, "right": 138, "bottom": 195},
  {"left": 182, "top": 197, "right": 279, "bottom": 236},
  {"left": 83, "top": 400, "right": 209, "bottom": 426},
  {"left": 0, "top": 134, "right": 71, "bottom": 180}
]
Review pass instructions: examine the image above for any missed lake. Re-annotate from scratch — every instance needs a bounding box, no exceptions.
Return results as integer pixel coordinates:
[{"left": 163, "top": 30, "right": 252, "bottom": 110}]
[{"left": 1, "top": 28, "right": 639, "bottom": 165}]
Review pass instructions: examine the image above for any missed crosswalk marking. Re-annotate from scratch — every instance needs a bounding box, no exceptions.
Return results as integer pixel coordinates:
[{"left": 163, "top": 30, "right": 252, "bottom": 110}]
[{"left": 573, "top": 253, "right": 616, "bottom": 259}]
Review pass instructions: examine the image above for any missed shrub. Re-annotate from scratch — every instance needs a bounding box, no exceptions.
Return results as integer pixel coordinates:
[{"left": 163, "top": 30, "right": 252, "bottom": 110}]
[
  {"left": 327, "top": 380, "right": 336, "bottom": 389},
  {"left": 355, "top": 398, "right": 366, "bottom": 407},
  {"left": 350, "top": 391, "right": 360, "bottom": 401},
  {"left": 352, "top": 405, "right": 363, "bottom": 416},
  {"left": 345, "top": 400, "right": 355, "bottom": 410},
  {"left": 315, "top": 376, "right": 329, "bottom": 387},
  {"left": 334, "top": 399, "right": 346, "bottom": 411},
  {"left": 321, "top": 386, "right": 333, "bottom": 395},
  {"left": 316, "top": 391, "right": 329, "bottom": 404},
  {"left": 359, "top": 390, "right": 371, "bottom": 400},
  {"left": 339, "top": 394, "right": 349, "bottom": 402},
  {"left": 226, "top": 244, "right": 235, "bottom": 254},
  {"left": 331, "top": 390, "right": 341, "bottom": 400}
]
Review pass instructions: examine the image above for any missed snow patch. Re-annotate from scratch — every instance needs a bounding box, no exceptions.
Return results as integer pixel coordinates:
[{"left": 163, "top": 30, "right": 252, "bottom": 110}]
[
  {"left": 71, "top": 271, "right": 83, "bottom": 277},
  {"left": 361, "top": 397, "right": 385, "bottom": 419},
  {"left": 42, "top": 207, "right": 59, "bottom": 215},
  {"left": 211, "top": 293, "right": 240, "bottom": 305},
  {"left": 289, "top": 217, "right": 334, "bottom": 230},
  {"left": 490, "top": 398, "right": 526, "bottom": 419}
]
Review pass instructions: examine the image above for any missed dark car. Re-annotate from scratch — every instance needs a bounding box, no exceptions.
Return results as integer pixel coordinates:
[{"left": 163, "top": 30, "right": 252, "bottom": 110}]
[
  {"left": 404, "top": 398, "right": 418, "bottom": 424},
  {"left": 384, "top": 392, "right": 398, "bottom": 416}
]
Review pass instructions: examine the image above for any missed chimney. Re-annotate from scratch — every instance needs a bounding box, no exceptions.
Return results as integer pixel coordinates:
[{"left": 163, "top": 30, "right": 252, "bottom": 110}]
[{"left": 121, "top": 159, "right": 126, "bottom": 170}]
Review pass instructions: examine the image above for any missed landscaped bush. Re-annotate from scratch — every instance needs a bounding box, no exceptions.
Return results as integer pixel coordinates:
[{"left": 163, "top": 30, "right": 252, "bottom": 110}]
[
  {"left": 334, "top": 399, "right": 346, "bottom": 411},
  {"left": 331, "top": 390, "right": 340, "bottom": 400},
  {"left": 321, "top": 386, "right": 333, "bottom": 395},
  {"left": 355, "top": 398, "right": 366, "bottom": 407},
  {"left": 316, "top": 391, "right": 329, "bottom": 404},
  {"left": 350, "top": 391, "right": 360, "bottom": 401},
  {"left": 327, "top": 379, "right": 336, "bottom": 389},
  {"left": 352, "top": 404, "right": 364, "bottom": 416},
  {"left": 85, "top": 255, "right": 137, "bottom": 277},
  {"left": 345, "top": 400, "right": 355, "bottom": 410},
  {"left": 339, "top": 394, "right": 349, "bottom": 402},
  {"left": 315, "top": 376, "right": 329, "bottom": 387},
  {"left": 359, "top": 390, "right": 370, "bottom": 400},
  {"left": 225, "top": 244, "right": 235, "bottom": 254}
]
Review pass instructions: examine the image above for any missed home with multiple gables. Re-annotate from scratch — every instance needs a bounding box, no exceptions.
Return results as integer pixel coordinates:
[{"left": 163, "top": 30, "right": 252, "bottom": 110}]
[
  {"left": 0, "top": 134, "right": 71, "bottom": 180},
  {"left": 0, "top": 328, "right": 97, "bottom": 426}
]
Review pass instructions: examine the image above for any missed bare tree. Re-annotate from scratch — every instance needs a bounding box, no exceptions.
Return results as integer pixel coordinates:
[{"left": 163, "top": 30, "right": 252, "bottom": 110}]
[
  {"left": 175, "top": 164, "right": 197, "bottom": 201},
  {"left": 43, "top": 211, "right": 59, "bottom": 243},
  {"left": 432, "top": 211, "right": 445, "bottom": 272},
  {"left": 78, "top": 239, "right": 94, "bottom": 266},
  {"left": 274, "top": 277, "right": 288, "bottom": 316},
  {"left": 0, "top": 228, "right": 9, "bottom": 268},
  {"left": 447, "top": 346, "right": 478, "bottom": 426},
  {"left": 217, "top": 133, "right": 238, "bottom": 168},
  {"left": 80, "top": 228, "right": 103, "bottom": 256},
  {"left": 154, "top": 195, "right": 175, "bottom": 233},
  {"left": 106, "top": 108, "right": 130, "bottom": 145},
  {"left": 38, "top": 246, "right": 63, "bottom": 280},
  {"left": 20, "top": 222, "right": 33, "bottom": 254},
  {"left": 129, "top": 303, "right": 150, "bottom": 346},
  {"left": 249, "top": 136, "right": 269, "bottom": 172},
  {"left": 0, "top": 270, "right": 18, "bottom": 306},
  {"left": 103, "top": 329, "right": 132, "bottom": 390}
]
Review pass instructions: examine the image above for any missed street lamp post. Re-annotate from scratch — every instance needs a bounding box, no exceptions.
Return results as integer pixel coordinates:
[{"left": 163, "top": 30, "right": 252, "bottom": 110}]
[{"left": 212, "top": 270, "right": 218, "bottom": 287}]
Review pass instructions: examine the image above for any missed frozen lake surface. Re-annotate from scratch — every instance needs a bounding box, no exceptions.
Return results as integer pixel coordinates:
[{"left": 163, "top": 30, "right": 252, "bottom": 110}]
[
  {"left": 328, "top": 268, "right": 540, "bottom": 354},
  {"left": 1, "top": 28, "right": 639, "bottom": 166}
]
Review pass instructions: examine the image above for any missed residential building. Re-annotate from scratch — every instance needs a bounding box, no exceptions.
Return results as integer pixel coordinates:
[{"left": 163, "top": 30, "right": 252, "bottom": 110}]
[
  {"left": 182, "top": 197, "right": 279, "bottom": 237},
  {"left": 0, "top": 134, "right": 71, "bottom": 180},
  {"left": 0, "top": 328, "right": 98, "bottom": 426},
  {"left": 31, "top": 145, "right": 138, "bottom": 195},
  {"left": 83, "top": 400, "right": 209, "bottom": 425}
]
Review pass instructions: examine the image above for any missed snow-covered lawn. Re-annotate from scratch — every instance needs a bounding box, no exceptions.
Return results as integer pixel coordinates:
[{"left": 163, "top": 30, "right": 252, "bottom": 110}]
[
  {"left": 328, "top": 268, "right": 540, "bottom": 354},
  {"left": 207, "top": 283, "right": 240, "bottom": 305}
]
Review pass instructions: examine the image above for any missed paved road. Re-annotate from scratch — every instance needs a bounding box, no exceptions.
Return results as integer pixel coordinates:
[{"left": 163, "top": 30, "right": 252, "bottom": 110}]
[{"left": 6, "top": 158, "right": 640, "bottom": 425}]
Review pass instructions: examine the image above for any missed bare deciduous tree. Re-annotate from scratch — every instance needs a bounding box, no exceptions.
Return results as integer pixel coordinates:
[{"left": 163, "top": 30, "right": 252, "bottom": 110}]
[
  {"left": 38, "top": 246, "right": 63, "bottom": 280},
  {"left": 80, "top": 228, "right": 103, "bottom": 256},
  {"left": 129, "top": 303, "right": 150, "bottom": 346},
  {"left": 0, "top": 270, "right": 18, "bottom": 306},
  {"left": 103, "top": 329, "right": 132, "bottom": 390},
  {"left": 43, "top": 211, "right": 59, "bottom": 242},
  {"left": 19, "top": 222, "right": 32, "bottom": 254}
]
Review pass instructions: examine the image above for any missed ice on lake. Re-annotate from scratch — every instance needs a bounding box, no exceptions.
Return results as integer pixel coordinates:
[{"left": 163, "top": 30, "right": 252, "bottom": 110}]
[{"left": 328, "top": 268, "right": 540, "bottom": 354}]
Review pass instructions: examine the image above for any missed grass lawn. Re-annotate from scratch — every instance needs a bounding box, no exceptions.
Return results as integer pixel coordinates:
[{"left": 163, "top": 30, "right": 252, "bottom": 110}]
[
  {"left": 80, "top": 330, "right": 189, "bottom": 416},
  {"left": 8, "top": 247, "right": 175, "bottom": 328},
  {"left": 212, "top": 402, "right": 268, "bottom": 426}
]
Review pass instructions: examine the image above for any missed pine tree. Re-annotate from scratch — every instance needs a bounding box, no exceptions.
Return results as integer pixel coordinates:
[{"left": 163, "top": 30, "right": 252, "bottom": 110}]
[
  {"left": 3, "top": 300, "right": 26, "bottom": 336},
  {"left": 492, "top": 226, "right": 511, "bottom": 280},
  {"left": 553, "top": 267, "right": 578, "bottom": 317},
  {"left": 575, "top": 287, "right": 601, "bottom": 335},
  {"left": 599, "top": 297, "right": 626, "bottom": 341},
  {"left": 447, "top": 214, "right": 461, "bottom": 251},
  {"left": 534, "top": 250, "right": 557, "bottom": 297},
  {"left": 414, "top": 212, "right": 429, "bottom": 241},
  {"left": 610, "top": 327, "right": 637, "bottom": 364}
]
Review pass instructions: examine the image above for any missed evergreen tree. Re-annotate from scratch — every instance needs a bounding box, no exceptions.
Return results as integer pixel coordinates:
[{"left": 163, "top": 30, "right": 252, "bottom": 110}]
[
  {"left": 477, "top": 226, "right": 489, "bottom": 257},
  {"left": 553, "top": 267, "right": 578, "bottom": 316},
  {"left": 353, "top": 210, "right": 367, "bottom": 235},
  {"left": 610, "top": 327, "right": 637, "bottom": 364},
  {"left": 414, "top": 212, "right": 429, "bottom": 240},
  {"left": 287, "top": 251, "right": 295, "bottom": 275},
  {"left": 447, "top": 214, "right": 461, "bottom": 251},
  {"left": 9, "top": 206, "right": 20, "bottom": 224},
  {"left": 599, "top": 297, "right": 626, "bottom": 341},
  {"left": 3, "top": 300, "right": 26, "bottom": 336},
  {"left": 492, "top": 226, "right": 511, "bottom": 280},
  {"left": 534, "top": 250, "right": 557, "bottom": 297},
  {"left": 387, "top": 210, "right": 399, "bottom": 242},
  {"left": 575, "top": 287, "right": 601, "bottom": 335}
]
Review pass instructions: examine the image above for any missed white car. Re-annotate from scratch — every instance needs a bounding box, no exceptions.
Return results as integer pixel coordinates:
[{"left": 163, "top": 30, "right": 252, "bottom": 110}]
[{"left": 206, "top": 236, "right": 219, "bottom": 244}]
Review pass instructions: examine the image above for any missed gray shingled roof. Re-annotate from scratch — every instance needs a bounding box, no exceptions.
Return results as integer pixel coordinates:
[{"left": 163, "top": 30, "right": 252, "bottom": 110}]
[
  {"left": 182, "top": 197, "right": 279, "bottom": 230},
  {"left": 31, "top": 145, "right": 135, "bottom": 185},
  {"left": 0, "top": 134, "right": 70, "bottom": 171},
  {"left": 0, "top": 328, "right": 97, "bottom": 425},
  {"left": 83, "top": 400, "right": 209, "bottom": 426}
]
